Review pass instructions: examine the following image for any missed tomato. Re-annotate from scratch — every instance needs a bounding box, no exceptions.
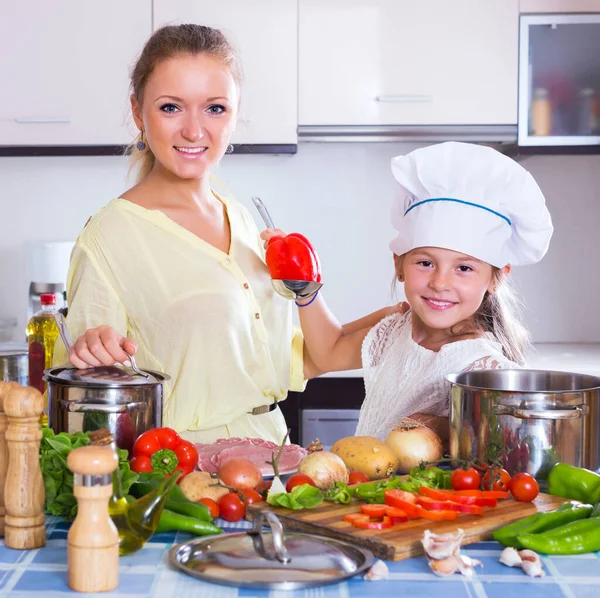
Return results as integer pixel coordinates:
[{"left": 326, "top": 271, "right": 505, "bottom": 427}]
[
  {"left": 256, "top": 479, "right": 272, "bottom": 499},
  {"left": 198, "top": 498, "right": 220, "bottom": 519},
  {"left": 450, "top": 467, "right": 481, "bottom": 491},
  {"left": 509, "top": 473, "right": 539, "bottom": 502},
  {"left": 482, "top": 467, "right": 511, "bottom": 492},
  {"left": 348, "top": 471, "right": 370, "bottom": 485},
  {"left": 218, "top": 492, "right": 246, "bottom": 522},
  {"left": 285, "top": 473, "right": 316, "bottom": 493},
  {"left": 129, "top": 455, "right": 153, "bottom": 473},
  {"left": 240, "top": 488, "right": 264, "bottom": 505}
]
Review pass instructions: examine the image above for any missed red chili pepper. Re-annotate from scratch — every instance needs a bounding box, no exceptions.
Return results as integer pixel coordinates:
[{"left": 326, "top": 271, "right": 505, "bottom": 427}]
[
  {"left": 265, "top": 233, "right": 322, "bottom": 283},
  {"left": 130, "top": 427, "right": 198, "bottom": 481}
]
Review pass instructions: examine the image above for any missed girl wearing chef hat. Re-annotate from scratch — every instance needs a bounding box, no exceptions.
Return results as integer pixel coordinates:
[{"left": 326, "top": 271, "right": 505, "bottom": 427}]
[{"left": 291, "top": 141, "right": 553, "bottom": 442}]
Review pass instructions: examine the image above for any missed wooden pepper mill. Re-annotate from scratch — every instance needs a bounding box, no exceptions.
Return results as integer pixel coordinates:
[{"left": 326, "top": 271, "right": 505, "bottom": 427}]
[
  {"left": 67, "top": 445, "right": 119, "bottom": 593},
  {"left": 4, "top": 384, "right": 46, "bottom": 549},
  {"left": 0, "top": 382, "right": 19, "bottom": 538}
]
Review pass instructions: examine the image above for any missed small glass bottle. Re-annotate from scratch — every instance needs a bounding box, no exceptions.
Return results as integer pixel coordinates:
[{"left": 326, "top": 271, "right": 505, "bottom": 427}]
[
  {"left": 531, "top": 88, "right": 552, "bottom": 136},
  {"left": 26, "top": 293, "right": 59, "bottom": 424}
]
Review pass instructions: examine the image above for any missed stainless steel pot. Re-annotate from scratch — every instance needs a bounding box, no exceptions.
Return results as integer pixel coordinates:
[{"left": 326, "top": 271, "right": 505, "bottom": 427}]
[
  {"left": 0, "top": 342, "right": 28, "bottom": 385},
  {"left": 45, "top": 365, "right": 169, "bottom": 454},
  {"left": 447, "top": 369, "right": 600, "bottom": 487}
]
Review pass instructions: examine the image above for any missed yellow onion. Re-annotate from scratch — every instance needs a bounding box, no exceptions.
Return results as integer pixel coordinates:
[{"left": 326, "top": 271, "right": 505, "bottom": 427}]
[
  {"left": 297, "top": 451, "right": 348, "bottom": 489},
  {"left": 385, "top": 422, "right": 443, "bottom": 474}
]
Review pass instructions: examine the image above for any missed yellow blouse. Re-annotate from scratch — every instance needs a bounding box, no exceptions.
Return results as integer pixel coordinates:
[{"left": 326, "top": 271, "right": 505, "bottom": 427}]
[{"left": 54, "top": 195, "right": 306, "bottom": 444}]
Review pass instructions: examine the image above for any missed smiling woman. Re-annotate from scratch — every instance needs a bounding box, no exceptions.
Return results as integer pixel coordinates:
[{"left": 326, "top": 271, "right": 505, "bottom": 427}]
[{"left": 53, "top": 25, "right": 311, "bottom": 444}]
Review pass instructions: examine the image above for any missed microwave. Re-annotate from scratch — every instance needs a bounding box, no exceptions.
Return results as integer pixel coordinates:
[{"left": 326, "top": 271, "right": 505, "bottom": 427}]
[{"left": 518, "top": 13, "right": 600, "bottom": 149}]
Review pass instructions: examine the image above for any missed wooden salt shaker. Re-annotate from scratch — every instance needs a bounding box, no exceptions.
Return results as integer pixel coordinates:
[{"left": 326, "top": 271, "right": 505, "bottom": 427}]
[
  {"left": 4, "top": 385, "right": 46, "bottom": 549},
  {"left": 67, "top": 445, "right": 119, "bottom": 593},
  {"left": 0, "top": 382, "right": 19, "bottom": 537}
]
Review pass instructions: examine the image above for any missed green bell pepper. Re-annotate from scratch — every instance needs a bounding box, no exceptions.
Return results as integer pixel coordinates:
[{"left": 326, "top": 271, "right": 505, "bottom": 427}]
[
  {"left": 547, "top": 463, "right": 600, "bottom": 504},
  {"left": 493, "top": 501, "right": 594, "bottom": 548}
]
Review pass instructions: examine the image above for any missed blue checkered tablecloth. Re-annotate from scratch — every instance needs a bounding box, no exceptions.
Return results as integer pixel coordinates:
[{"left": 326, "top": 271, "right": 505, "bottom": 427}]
[{"left": 0, "top": 517, "right": 599, "bottom": 597}]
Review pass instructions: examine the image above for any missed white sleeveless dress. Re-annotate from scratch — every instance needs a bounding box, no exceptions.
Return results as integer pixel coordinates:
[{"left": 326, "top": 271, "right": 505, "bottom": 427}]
[{"left": 356, "top": 311, "right": 518, "bottom": 441}]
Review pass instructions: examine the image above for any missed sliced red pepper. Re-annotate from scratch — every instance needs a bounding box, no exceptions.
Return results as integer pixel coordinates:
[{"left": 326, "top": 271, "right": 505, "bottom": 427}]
[
  {"left": 416, "top": 506, "right": 458, "bottom": 521},
  {"left": 360, "top": 504, "right": 387, "bottom": 517},
  {"left": 384, "top": 490, "right": 422, "bottom": 518},
  {"left": 419, "top": 487, "right": 497, "bottom": 507},
  {"left": 453, "top": 489, "right": 509, "bottom": 500},
  {"left": 416, "top": 496, "right": 484, "bottom": 516},
  {"left": 130, "top": 427, "right": 199, "bottom": 481},
  {"left": 352, "top": 515, "right": 394, "bottom": 530},
  {"left": 384, "top": 506, "right": 409, "bottom": 523},
  {"left": 343, "top": 513, "right": 363, "bottom": 524}
]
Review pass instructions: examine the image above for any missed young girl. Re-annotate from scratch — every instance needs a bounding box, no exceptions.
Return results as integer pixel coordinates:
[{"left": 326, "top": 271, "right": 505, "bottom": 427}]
[{"left": 277, "top": 142, "right": 553, "bottom": 442}]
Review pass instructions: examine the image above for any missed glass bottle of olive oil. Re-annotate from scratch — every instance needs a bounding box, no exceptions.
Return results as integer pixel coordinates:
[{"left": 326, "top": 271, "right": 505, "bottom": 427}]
[{"left": 26, "top": 293, "right": 59, "bottom": 425}]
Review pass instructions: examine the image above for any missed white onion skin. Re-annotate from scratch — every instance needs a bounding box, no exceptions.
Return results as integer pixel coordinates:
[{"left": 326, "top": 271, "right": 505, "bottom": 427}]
[
  {"left": 217, "top": 458, "right": 263, "bottom": 489},
  {"left": 385, "top": 426, "right": 443, "bottom": 474},
  {"left": 297, "top": 451, "right": 349, "bottom": 489}
]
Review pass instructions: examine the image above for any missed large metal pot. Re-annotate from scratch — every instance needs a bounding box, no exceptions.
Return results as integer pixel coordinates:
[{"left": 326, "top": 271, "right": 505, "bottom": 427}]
[
  {"left": 0, "top": 342, "right": 28, "bottom": 385},
  {"left": 45, "top": 365, "right": 169, "bottom": 454},
  {"left": 447, "top": 369, "right": 600, "bottom": 487}
]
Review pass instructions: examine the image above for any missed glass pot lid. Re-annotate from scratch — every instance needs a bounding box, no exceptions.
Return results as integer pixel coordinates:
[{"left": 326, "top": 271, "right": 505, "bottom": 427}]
[
  {"left": 50, "top": 365, "right": 164, "bottom": 386},
  {"left": 169, "top": 511, "right": 374, "bottom": 590}
]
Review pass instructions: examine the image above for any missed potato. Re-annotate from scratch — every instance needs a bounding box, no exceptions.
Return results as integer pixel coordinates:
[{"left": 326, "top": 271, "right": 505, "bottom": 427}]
[
  {"left": 179, "top": 471, "right": 229, "bottom": 502},
  {"left": 331, "top": 436, "right": 398, "bottom": 480}
]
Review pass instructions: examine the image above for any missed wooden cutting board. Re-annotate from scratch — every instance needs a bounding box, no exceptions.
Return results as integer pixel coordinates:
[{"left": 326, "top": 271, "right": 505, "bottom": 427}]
[{"left": 246, "top": 492, "right": 566, "bottom": 561}]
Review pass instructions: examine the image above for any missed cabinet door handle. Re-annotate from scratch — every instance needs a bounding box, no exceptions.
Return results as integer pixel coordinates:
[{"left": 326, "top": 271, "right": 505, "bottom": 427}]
[
  {"left": 374, "top": 95, "right": 433, "bottom": 103},
  {"left": 15, "top": 117, "right": 72, "bottom": 124}
]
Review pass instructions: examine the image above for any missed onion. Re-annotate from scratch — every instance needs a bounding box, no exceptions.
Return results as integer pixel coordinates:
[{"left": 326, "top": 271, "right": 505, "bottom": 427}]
[
  {"left": 385, "top": 420, "right": 443, "bottom": 474},
  {"left": 218, "top": 458, "right": 263, "bottom": 489},
  {"left": 297, "top": 451, "right": 348, "bottom": 489}
]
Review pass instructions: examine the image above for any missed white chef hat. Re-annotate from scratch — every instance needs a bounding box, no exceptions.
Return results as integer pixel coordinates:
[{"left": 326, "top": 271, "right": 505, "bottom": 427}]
[{"left": 389, "top": 142, "right": 553, "bottom": 267}]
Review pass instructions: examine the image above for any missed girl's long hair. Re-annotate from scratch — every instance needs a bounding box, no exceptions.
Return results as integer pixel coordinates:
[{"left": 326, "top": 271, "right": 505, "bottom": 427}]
[{"left": 393, "top": 254, "right": 531, "bottom": 364}]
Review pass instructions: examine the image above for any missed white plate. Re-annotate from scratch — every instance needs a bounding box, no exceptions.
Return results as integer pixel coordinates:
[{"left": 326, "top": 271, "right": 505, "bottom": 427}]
[{"left": 261, "top": 465, "right": 298, "bottom": 479}]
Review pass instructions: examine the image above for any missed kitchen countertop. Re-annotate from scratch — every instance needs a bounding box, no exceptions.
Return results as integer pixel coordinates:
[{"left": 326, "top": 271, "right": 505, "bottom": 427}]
[
  {"left": 320, "top": 342, "right": 600, "bottom": 378},
  {"left": 5, "top": 517, "right": 600, "bottom": 597}
]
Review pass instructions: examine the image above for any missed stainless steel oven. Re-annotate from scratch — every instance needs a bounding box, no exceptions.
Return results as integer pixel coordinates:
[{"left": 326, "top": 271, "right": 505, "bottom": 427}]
[{"left": 301, "top": 409, "right": 360, "bottom": 450}]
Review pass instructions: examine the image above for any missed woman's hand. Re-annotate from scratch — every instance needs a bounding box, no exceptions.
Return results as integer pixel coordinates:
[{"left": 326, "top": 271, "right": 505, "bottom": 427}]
[
  {"left": 259, "top": 228, "right": 286, "bottom": 250},
  {"left": 69, "top": 325, "right": 138, "bottom": 369}
]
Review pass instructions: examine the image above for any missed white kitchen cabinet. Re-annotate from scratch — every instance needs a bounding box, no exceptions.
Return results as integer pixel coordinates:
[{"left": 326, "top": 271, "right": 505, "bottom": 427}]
[
  {"left": 521, "top": 0, "right": 600, "bottom": 13},
  {"left": 153, "top": 0, "right": 297, "bottom": 146},
  {"left": 0, "top": 1, "right": 151, "bottom": 147},
  {"left": 299, "top": 0, "right": 519, "bottom": 127}
]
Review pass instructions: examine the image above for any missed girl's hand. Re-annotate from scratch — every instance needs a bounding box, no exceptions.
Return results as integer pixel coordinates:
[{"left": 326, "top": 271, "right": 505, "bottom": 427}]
[
  {"left": 259, "top": 228, "right": 286, "bottom": 250},
  {"left": 69, "top": 325, "right": 138, "bottom": 369}
]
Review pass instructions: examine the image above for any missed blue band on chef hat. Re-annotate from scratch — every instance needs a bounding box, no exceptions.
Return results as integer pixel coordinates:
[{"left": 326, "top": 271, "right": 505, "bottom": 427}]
[{"left": 404, "top": 198, "right": 512, "bottom": 226}]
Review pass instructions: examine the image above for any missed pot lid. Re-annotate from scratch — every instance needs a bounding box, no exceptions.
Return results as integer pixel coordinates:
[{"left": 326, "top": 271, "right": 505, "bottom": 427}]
[
  {"left": 0, "top": 342, "right": 28, "bottom": 357},
  {"left": 52, "top": 365, "right": 163, "bottom": 386},
  {"left": 169, "top": 511, "right": 374, "bottom": 590}
]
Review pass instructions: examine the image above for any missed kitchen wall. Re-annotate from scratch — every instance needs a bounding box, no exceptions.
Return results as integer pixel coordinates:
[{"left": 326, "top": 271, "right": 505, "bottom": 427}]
[{"left": 0, "top": 143, "right": 599, "bottom": 344}]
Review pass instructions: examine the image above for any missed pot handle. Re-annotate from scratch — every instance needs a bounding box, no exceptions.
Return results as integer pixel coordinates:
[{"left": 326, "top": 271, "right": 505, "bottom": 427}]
[
  {"left": 247, "top": 511, "right": 291, "bottom": 564},
  {"left": 59, "top": 400, "right": 147, "bottom": 414},
  {"left": 493, "top": 405, "right": 585, "bottom": 420}
]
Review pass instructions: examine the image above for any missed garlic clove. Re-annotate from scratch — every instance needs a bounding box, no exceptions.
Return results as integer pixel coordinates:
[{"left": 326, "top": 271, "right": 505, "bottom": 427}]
[
  {"left": 364, "top": 559, "right": 389, "bottom": 581},
  {"left": 457, "top": 555, "right": 483, "bottom": 577},
  {"left": 519, "top": 549, "right": 545, "bottom": 577},
  {"left": 499, "top": 546, "right": 523, "bottom": 568},
  {"left": 422, "top": 529, "right": 465, "bottom": 560},
  {"left": 429, "top": 556, "right": 460, "bottom": 576}
]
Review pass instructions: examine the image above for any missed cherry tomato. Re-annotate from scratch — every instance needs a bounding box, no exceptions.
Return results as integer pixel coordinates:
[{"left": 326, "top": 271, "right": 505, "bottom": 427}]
[
  {"left": 129, "top": 455, "right": 153, "bottom": 473},
  {"left": 153, "top": 427, "right": 181, "bottom": 450},
  {"left": 285, "top": 473, "right": 316, "bottom": 493},
  {"left": 240, "top": 488, "right": 264, "bottom": 505},
  {"left": 218, "top": 492, "right": 246, "bottom": 522},
  {"left": 198, "top": 498, "right": 219, "bottom": 519},
  {"left": 348, "top": 471, "right": 370, "bottom": 485},
  {"left": 482, "top": 467, "right": 511, "bottom": 492},
  {"left": 509, "top": 473, "right": 539, "bottom": 502},
  {"left": 450, "top": 467, "right": 481, "bottom": 491}
]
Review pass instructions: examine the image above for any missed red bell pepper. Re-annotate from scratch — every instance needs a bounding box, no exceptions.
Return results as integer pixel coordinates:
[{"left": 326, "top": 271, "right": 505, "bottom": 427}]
[
  {"left": 352, "top": 514, "right": 394, "bottom": 530},
  {"left": 418, "top": 487, "right": 498, "bottom": 508},
  {"left": 416, "top": 495, "right": 484, "bottom": 516},
  {"left": 130, "top": 427, "right": 198, "bottom": 481},
  {"left": 265, "top": 233, "right": 322, "bottom": 283}
]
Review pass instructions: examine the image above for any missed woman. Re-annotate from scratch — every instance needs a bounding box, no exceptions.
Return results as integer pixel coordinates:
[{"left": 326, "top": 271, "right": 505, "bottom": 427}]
[{"left": 59, "top": 24, "right": 394, "bottom": 444}]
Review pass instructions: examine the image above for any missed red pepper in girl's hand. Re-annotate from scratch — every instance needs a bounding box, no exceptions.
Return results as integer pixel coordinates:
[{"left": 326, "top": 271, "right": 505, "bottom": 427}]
[
  {"left": 266, "top": 233, "right": 322, "bottom": 283},
  {"left": 130, "top": 427, "right": 198, "bottom": 481}
]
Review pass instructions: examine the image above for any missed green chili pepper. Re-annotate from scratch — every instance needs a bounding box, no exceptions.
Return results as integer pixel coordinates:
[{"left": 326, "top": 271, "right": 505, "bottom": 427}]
[
  {"left": 493, "top": 501, "right": 593, "bottom": 548},
  {"left": 547, "top": 463, "right": 600, "bottom": 504},
  {"left": 155, "top": 509, "right": 223, "bottom": 536},
  {"left": 518, "top": 516, "right": 600, "bottom": 555},
  {"left": 323, "top": 482, "right": 352, "bottom": 504}
]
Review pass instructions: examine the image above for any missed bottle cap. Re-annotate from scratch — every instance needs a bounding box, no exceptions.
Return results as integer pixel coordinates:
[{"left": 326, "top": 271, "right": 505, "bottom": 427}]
[{"left": 40, "top": 293, "right": 56, "bottom": 305}]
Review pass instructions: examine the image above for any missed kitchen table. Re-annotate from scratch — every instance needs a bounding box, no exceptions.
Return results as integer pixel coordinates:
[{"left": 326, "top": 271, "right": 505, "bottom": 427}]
[{"left": 1, "top": 517, "right": 599, "bottom": 597}]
